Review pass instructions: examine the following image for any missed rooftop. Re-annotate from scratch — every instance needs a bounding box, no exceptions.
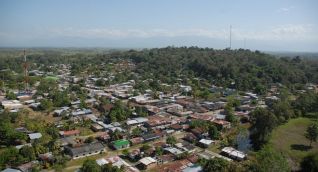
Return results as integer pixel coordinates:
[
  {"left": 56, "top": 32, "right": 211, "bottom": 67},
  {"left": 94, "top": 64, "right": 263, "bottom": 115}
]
[
  {"left": 113, "top": 139, "right": 130, "bottom": 147},
  {"left": 221, "top": 147, "right": 246, "bottom": 159},
  {"left": 139, "top": 157, "right": 157, "bottom": 165},
  {"left": 28, "top": 132, "right": 42, "bottom": 140}
]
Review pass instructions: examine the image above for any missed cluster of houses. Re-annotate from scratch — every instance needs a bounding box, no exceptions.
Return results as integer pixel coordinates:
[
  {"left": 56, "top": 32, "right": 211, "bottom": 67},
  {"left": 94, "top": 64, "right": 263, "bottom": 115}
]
[
  {"left": 2, "top": 61, "right": 316, "bottom": 172},
  {"left": 45, "top": 81, "right": 252, "bottom": 171}
]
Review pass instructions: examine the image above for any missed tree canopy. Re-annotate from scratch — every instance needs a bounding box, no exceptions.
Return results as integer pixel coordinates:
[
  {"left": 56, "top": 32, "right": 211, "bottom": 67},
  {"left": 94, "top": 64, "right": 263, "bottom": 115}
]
[{"left": 249, "top": 146, "right": 290, "bottom": 172}]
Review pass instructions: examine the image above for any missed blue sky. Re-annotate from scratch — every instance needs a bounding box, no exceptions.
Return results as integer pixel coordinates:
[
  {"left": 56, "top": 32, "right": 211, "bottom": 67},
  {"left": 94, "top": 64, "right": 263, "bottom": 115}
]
[{"left": 0, "top": 0, "right": 317, "bottom": 51}]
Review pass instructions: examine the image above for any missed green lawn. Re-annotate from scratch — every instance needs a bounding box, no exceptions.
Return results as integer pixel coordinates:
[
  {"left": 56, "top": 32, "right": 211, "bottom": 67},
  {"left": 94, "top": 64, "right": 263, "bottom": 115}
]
[{"left": 270, "top": 117, "right": 318, "bottom": 170}]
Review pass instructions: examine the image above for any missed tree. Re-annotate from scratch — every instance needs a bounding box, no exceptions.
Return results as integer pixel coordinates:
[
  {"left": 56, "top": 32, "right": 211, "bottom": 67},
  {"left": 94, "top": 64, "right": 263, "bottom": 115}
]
[
  {"left": 53, "top": 155, "right": 69, "bottom": 169},
  {"left": 254, "top": 84, "right": 266, "bottom": 95},
  {"left": 208, "top": 125, "right": 220, "bottom": 140},
  {"left": 39, "top": 99, "right": 53, "bottom": 111},
  {"left": 227, "top": 96, "right": 240, "bottom": 108},
  {"left": 101, "top": 163, "right": 123, "bottom": 172},
  {"left": 0, "top": 146, "right": 33, "bottom": 168},
  {"left": 33, "top": 141, "right": 48, "bottom": 155},
  {"left": 135, "top": 106, "right": 148, "bottom": 117},
  {"left": 109, "top": 100, "right": 131, "bottom": 122},
  {"left": 95, "top": 79, "right": 105, "bottom": 87},
  {"left": 79, "top": 99, "right": 88, "bottom": 109},
  {"left": 200, "top": 157, "right": 229, "bottom": 172},
  {"left": 249, "top": 146, "right": 290, "bottom": 172},
  {"left": 293, "top": 92, "right": 318, "bottom": 116},
  {"left": 85, "top": 136, "right": 95, "bottom": 143},
  {"left": 46, "top": 125, "right": 59, "bottom": 140},
  {"left": 250, "top": 108, "right": 278, "bottom": 150},
  {"left": 301, "top": 153, "right": 318, "bottom": 172},
  {"left": 122, "top": 149, "right": 129, "bottom": 157},
  {"left": 225, "top": 104, "right": 236, "bottom": 123},
  {"left": 51, "top": 91, "right": 70, "bottom": 107},
  {"left": 199, "top": 88, "right": 211, "bottom": 100},
  {"left": 272, "top": 100, "right": 294, "bottom": 123},
  {"left": 305, "top": 123, "right": 318, "bottom": 147},
  {"left": 111, "top": 130, "right": 121, "bottom": 141},
  {"left": 192, "top": 88, "right": 200, "bottom": 101},
  {"left": 47, "top": 140, "right": 60, "bottom": 155},
  {"left": 37, "top": 79, "right": 57, "bottom": 94},
  {"left": 155, "top": 147, "right": 163, "bottom": 156},
  {"left": 140, "top": 144, "right": 151, "bottom": 152},
  {"left": 19, "top": 146, "right": 36, "bottom": 162},
  {"left": 0, "top": 119, "right": 27, "bottom": 146},
  {"left": 82, "top": 159, "right": 101, "bottom": 172},
  {"left": 190, "top": 120, "right": 210, "bottom": 131},
  {"left": 166, "top": 136, "right": 177, "bottom": 145},
  {"left": 5, "top": 91, "right": 16, "bottom": 100},
  {"left": 131, "top": 127, "right": 142, "bottom": 137}
]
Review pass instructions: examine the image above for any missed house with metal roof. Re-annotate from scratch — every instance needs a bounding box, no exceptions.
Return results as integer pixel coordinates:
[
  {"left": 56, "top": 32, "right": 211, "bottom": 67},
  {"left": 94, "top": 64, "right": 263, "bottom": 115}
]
[
  {"left": 112, "top": 139, "right": 130, "bottom": 150},
  {"left": 138, "top": 157, "right": 157, "bottom": 169},
  {"left": 65, "top": 142, "right": 105, "bottom": 159},
  {"left": 28, "top": 132, "right": 42, "bottom": 141},
  {"left": 221, "top": 147, "right": 246, "bottom": 161},
  {"left": 142, "top": 133, "right": 160, "bottom": 142},
  {"left": 1, "top": 168, "right": 22, "bottom": 172},
  {"left": 198, "top": 139, "right": 215, "bottom": 148}
]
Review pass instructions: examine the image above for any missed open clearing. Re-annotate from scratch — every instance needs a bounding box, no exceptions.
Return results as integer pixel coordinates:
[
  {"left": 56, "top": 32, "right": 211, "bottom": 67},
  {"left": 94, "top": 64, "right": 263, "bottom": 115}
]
[{"left": 270, "top": 117, "right": 318, "bottom": 170}]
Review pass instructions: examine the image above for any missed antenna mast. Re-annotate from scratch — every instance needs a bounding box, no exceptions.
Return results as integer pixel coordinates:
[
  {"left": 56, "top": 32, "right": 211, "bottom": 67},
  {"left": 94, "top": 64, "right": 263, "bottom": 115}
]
[
  {"left": 23, "top": 49, "right": 29, "bottom": 93},
  {"left": 229, "top": 25, "right": 232, "bottom": 49}
]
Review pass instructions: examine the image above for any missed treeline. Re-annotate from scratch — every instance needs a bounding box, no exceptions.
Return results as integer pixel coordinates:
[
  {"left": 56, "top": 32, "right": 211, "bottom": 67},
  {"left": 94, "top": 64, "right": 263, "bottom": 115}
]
[
  {"left": 126, "top": 47, "right": 318, "bottom": 91},
  {"left": 1, "top": 47, "right": 318, "bottom": 92},
  {"left": 249, "top": 90, "right": 318, "bottom": 150}
]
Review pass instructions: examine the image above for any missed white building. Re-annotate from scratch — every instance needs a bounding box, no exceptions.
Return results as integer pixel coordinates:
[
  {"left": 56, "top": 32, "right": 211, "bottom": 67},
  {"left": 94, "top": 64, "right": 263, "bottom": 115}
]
[{"left": 221, "top": 147, "right": 246, "bottom": 161}]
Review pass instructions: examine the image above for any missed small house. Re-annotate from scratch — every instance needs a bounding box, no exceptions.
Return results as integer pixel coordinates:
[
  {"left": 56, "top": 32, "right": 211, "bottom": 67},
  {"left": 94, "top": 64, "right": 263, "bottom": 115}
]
[
  {"left": 112, "top": 139, "right": 130, "bottom": 150},
  {"left": 142, "top": 133, "right": 160, "bottom": 142},
  {"left": 59, "top": 130, "right": 80, "bottom": 137},
  {"left": 221, "top": 147, "right": 246, "bottom": 161},
  {"left": 138, "top": 157, "right": 157, "bottom": 169},
  {"left": 130, "top": 137, "right": 144, "bottom": 145},
  {"left": 1, "top": 168, "right": 22, "bottom": 172},
  {"left": 198, "top": 139, "right": 214, "bottom": 148},
  {"left": 28, "top": 132, "right": 42, "bottom": 142},
  {"left": 183, "top": 133, "right": 197, "bottom": 143},
  {"left": 91, "top": 124, "right": 104, "bottom": 132},
  {"left": 128, "top": 149, "right": 141, "bottom": 161},
  {"left": 157, "top": 154, "right": 175, "bottom": 164},
  {"left": 65, "top": 142, "right": 105, "bottom": 159},
  {"left": 175, "top": 141, "right": 196, "bottom": 153}
]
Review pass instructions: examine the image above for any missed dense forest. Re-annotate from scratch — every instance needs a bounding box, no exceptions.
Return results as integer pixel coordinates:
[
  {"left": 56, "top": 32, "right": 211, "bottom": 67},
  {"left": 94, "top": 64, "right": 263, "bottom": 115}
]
[{"left": 1, "top": 47, "right": 318, "bottom": 92}]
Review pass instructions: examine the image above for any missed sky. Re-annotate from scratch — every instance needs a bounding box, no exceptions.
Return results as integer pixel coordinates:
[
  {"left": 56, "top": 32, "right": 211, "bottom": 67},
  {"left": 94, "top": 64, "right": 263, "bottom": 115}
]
[{"left": 0, "top": 0, "right": 317, "bottom": 52}]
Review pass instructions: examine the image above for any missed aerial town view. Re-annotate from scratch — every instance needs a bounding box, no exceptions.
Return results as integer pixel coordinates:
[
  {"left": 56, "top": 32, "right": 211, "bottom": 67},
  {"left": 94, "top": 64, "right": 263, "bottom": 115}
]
[{"left": 0, "top": 1, "right": 318, "bottom": 172}]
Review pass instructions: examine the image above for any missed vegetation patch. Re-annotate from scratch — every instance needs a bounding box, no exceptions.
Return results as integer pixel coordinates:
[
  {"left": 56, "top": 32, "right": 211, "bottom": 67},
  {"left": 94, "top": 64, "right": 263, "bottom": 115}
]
[{"left": 270, "top": 117, "right": 318, "bottom": 169}]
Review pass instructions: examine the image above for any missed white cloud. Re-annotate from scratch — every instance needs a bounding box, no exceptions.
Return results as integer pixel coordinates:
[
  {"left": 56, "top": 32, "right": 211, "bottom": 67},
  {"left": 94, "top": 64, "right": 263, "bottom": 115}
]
[
  {"left": 46, "top": 24, "right": 317, "bottom": 42},
  {"left": 1, "top": 24, "right": 316, "bottom": 47},
  {"left": 277, "top": 6, "right": 294, "bottom": 13},
  {"left": 234, "top": 24, "right": 316, "bottom": 41},
  {"left": 48, "top": 27, "right": 228, "bottom": 39}
]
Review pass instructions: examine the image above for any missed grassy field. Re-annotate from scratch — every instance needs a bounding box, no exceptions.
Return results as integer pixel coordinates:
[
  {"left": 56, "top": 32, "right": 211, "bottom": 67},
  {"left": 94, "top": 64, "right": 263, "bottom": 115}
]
[{"left": 270, "top": 117, "right": 318, "bottom": 170}]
